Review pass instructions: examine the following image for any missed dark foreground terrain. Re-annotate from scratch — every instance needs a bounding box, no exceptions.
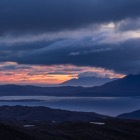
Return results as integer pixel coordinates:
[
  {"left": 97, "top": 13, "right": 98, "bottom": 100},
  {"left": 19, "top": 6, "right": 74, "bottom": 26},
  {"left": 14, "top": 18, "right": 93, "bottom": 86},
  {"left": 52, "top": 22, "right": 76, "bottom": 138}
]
[
  {"left": 0, "top": 106, "right": 139, "bottom": 140},
  {"left": 0, "top": 119, "right": 140, "bottom": 140}
]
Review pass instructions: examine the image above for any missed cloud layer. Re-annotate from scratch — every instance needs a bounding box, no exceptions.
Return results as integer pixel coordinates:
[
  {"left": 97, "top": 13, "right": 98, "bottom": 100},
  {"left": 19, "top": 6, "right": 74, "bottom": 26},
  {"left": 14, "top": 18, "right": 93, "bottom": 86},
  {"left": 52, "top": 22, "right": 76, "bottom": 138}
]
[
  {"left": 0, "top": 36, "right": 139, "bottom": 74},
  {"left": 0, "top": 0, "right": 140, "bottom": 34}
]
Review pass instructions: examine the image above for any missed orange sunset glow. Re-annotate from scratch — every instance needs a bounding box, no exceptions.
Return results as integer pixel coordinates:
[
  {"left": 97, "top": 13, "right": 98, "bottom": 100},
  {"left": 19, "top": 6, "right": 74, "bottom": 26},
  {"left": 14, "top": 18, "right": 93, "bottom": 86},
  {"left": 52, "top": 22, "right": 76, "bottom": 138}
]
[{"left": 0, "top": 62, "right": 125, "bottom": 85}]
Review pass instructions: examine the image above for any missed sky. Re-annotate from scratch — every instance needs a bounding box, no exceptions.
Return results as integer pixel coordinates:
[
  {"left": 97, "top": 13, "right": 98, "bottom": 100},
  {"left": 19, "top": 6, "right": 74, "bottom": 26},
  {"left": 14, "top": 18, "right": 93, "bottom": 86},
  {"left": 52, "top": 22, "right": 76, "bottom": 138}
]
[{"left": 0, "top": 0, "right": 140, "bottom": 85}]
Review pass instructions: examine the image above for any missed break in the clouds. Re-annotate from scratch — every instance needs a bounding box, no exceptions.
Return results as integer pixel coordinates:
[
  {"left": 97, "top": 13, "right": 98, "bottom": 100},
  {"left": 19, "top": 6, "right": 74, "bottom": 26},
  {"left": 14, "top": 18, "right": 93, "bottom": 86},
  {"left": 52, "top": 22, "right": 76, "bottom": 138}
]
[
  {"left": 0, "top": 0, "right": 140, "bottom": 84},
  {"left": 0, "top": 0, "right": 140, "bottom": 34},
  {"left": 0, "top": 62, "right": 123, "bottom": 85}
]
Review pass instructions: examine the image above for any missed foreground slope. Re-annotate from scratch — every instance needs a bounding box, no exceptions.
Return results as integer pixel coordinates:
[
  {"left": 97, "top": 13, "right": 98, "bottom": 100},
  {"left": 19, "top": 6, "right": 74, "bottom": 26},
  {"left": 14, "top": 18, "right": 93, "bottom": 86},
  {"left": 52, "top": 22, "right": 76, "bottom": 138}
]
[
  {"left": 1, "top": 118, "right": 140, "bottom": 140},
  {"left": 0, "top": 106, "right": 139, "bottom": 140}
]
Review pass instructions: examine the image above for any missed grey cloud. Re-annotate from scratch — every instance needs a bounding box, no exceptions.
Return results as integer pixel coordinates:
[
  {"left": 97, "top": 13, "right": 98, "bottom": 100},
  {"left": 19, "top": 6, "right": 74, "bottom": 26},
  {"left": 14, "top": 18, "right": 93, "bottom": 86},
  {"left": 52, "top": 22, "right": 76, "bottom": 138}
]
[
  {"left": 4, "top": 73, "right": 13, "bottom": 76},
  {"left": 78, "top": 72, "right": 109, "bottom": 78},
  {"left": 0, "top": 0, "right": 140, "bottom": 34},
  {"left": 116, "top": 18, "right": 140, "bottom": 31},
  {"left": 48, "top": 72, "right": 74, "bottom": 75},
  {"left": 0, "top": 64, "right": 31, "bottom": 71}
]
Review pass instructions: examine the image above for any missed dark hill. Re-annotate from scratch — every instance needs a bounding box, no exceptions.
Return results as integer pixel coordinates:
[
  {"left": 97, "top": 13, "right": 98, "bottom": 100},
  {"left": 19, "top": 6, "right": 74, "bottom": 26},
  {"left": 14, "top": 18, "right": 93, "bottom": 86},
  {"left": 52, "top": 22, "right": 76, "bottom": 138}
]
[
  {"left": 0, "top": 84, "right": 84, "bottom": 96},
  {"left": 80, "top": 74, "right": 140, "bottom": 96},
  {"left": 0, "top": 106, "right": 108, "bottom": 122},
  {"left": 117, "top": 110, "right": 140, "bottom": 120}
]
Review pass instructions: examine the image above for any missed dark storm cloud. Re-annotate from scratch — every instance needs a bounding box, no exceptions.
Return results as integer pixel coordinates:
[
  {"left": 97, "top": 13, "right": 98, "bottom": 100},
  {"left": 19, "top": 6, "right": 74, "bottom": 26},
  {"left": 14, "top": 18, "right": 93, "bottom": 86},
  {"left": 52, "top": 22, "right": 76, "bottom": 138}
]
[
  {"left": 2, "top": 38, "right": 138, "bottom": 75},
  {"left": 0, "top": 0, "right": 140, "bottom": 33}
]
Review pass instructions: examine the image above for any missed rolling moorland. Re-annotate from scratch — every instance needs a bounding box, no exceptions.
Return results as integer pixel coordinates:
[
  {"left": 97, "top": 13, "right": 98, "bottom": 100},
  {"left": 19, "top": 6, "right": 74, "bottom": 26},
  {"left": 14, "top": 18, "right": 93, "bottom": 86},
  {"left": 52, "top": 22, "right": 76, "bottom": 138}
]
[{"left": 0, "top": 106, "right": 139, "bottom": 140}]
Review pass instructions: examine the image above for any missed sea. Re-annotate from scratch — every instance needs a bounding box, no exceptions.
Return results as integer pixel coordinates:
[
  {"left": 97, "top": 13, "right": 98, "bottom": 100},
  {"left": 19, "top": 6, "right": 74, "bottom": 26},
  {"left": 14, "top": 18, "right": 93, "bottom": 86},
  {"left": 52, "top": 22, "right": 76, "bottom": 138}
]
[{"left": 0, "top": 96, "right": 139, "bottom": 116}]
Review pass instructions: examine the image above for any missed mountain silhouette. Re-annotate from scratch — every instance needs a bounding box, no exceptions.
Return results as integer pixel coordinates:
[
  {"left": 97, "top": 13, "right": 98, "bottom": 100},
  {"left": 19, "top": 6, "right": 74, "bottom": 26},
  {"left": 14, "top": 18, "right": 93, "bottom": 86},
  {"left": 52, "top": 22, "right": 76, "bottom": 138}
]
[
  {"left": 60, "top": 76, "right": 116, "bottom": 87},
  {"left": 79, "top": 74, "right": 140, "bottom": 96},
  {"left": 0, "top": 74, "right": 140, "bottom": 97},
  {"left": 117, "top": 109, "right": 140, "bottom": 120}
]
